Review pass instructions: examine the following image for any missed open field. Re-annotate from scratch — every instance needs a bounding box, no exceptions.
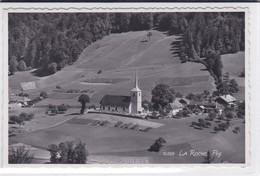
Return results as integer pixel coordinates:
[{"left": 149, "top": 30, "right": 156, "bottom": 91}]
[
  {"left": 9, "top": 108, "right": 80, "bottom": 132},
  {"left": 10, "top": 112, "right": 245, "bottom": 163}
]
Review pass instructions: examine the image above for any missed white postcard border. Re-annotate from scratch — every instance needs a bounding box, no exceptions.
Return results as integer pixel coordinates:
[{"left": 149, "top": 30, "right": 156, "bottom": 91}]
[{"left": 0, "top": 2, "right": 257, "bottom": 175}]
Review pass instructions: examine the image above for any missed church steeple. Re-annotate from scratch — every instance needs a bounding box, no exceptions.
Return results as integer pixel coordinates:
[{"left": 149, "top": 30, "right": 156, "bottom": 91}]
[
  {"left": 130, "top": 69, "right": 142, "bottom": 114},
  {"left": 131, "top": 70, "right": 141, "bottom": 91}
]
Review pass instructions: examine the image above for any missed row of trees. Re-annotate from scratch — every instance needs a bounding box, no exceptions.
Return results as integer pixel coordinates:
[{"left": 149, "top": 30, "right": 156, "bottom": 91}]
[
  {"left": 9, "top": 112, "right": 34, "bottom": 126},
  {"left": 48, "top": 140, "right": 88, "bottom": 164}
]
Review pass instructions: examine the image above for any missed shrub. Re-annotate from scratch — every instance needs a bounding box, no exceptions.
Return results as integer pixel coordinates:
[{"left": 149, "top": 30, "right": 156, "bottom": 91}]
[
  {"left": 208, "top": 111, "right": 216, "bottom": 121},
  {"left": 56, "top": 85, "right": 62, "bottom": 89},
  {"left": 239, "top": 71, "right": 245, "bottom": 77},
  {"left": 9, "top": 115, "right": 19, "bottom": 123},
  {"left": 97, "top": 70, "right": 102, "bottom": 74},
  {"left": 18, "top": 92, "right": 29, "bottom": 97},
  {"left": 193, "top": 107, "right": 201, "bottom": 114},
  {"left": 218, "top": 123, "right": 229, "bottom": 131},
  {"left": 198, "top": 118, "right": 204, "bottom": 123},
  {"left": 48, "top": 104, "right": 57, "bottom": 109},
  {"left": 203, "top": 150, "right": 215, "bottom": 163},
  {"left": 233, "top": 127, "right": 241, "bottom": 133},
  {"left": 57, "top": 104, "right": 68, "bottom": 113},
  {"left": 48, "top": 62, "right": 57, "bottom": 74},
  {"left": 191, "top": 121, "right": 197, "bottom": 126},
  {"left": 213, "top": 126, "right": 219, "bottom": 132},
  {"left": 40, "top": 91, "right": 48, "bottom": 98},
  {"left": 148, "top": 137, "right": 166, "bottom": 152},
  {"left": 18, "top": 60, "right": 27, "bottom": 71},
  {"left": 19, "top": 112, "right": 28, "bottom": 119},
  {"left": 226, "top": 111, "right": 234, "bottom": 120},
  {"left": 88, "top": 105, "right": 96, "bottom": 110},
  {"left": 205, "top": 121, "right": 211, "bottom": 127},
  {"left": 51, "top": 107, "right": 58, "bottom": 115}
]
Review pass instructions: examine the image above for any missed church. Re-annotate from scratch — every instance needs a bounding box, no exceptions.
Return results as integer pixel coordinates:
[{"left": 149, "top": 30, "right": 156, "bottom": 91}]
[{"left": 100, "top": 71, "right": 143, "bottom": 114}]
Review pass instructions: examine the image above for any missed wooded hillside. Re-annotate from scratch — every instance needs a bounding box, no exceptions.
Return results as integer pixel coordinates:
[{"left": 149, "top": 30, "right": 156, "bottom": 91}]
[{"left": 8, "top": 12, "right": 244, "bottom": 75}]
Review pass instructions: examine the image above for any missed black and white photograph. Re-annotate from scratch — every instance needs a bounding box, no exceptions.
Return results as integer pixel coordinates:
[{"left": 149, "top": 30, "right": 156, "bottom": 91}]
[{"left": 7, "top": 11, "right": 246, "bottom": 164}]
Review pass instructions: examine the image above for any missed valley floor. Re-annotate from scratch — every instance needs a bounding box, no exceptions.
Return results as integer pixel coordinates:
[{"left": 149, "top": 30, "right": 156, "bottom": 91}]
[{"left": 9, "top": 109, "right": 245, "bottom": 164}]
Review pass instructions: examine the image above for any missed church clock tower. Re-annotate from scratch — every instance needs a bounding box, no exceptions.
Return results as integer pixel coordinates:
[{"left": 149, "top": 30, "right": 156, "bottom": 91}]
[{"left": 130, "top": 70, "right": 142, "bottom": 114}]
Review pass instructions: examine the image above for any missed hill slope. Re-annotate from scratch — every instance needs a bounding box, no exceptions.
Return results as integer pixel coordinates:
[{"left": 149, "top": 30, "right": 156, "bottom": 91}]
[{"left": 10, "top": 30, "right": 238, "bottom": 105}]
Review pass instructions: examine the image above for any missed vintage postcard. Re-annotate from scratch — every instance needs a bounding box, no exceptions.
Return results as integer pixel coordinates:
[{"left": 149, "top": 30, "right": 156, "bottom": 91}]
[{"left": 0, "top": 3, "right": 253, "bottom": 170}]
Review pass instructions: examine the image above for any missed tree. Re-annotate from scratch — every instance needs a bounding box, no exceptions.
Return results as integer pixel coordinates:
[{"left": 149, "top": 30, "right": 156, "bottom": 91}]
[
  {"left": 9, "top": 58, "right": 18, "bottom": 75},
  {"left": 175, "top": 92, "right": 183, "bottom": 98},
  {"left": 18, "top": 60, "right": 27, "bottom": 71},
  {"left": 40, "top": 91, "right": 48, "bottom": 98},
  {"left": 217, "top": 81, "right": 230, "bottom": 96},
  {"left": 51, "top": 107, "right": 58, "bottom": 115},
  {"left": 203, "top": 90, "right": 210, "bottom": 97},
  {"left": 151, "top": 84, "right": 175, "bottom": 111},
  {"left": 142, "top": 100, "right": 153, "bottom": 111},
  {"left": 74, "top": 141, "right": 88, "bottom": 164},
  {"left": 48, "top": 144, "right": 59, "bottom": 163},
  {"left": 78, "top": 94, "right": 90, "bottom": 114},
  {"left": 49, "top": 62, "right": 57, "bottom": 74},
  {"left": 9, "top": 145, "right": 34, "bottom": 164},
  {"left": 229, "top": 79, "right": 239, "bottom": 93},
  {"left": 203, "top": 150, "right": 215, "bottom": 163},
  {"left": 57, "top": 104, "right": 68, "bottom": 113},
  {"left": 147, "top": 31, "right": 152, "bottom": 41},
  {"left": 148, "top": 137, "right": 166, "bottom": 152},
  {"left": 208, "top": 111, "right": 216, "bottom": 121}
]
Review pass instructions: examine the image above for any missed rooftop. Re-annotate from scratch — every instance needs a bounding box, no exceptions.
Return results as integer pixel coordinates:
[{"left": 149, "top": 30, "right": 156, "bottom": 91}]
[
  {"left": 100, "top": 95, "right": 131, "bottom": 107},
  {"left": 218, "top": 94, "right": 237, "bottom": 103}
]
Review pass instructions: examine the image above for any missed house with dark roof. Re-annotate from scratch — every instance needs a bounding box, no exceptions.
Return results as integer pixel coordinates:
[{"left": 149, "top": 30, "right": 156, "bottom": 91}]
[
  {"left": 175, "top": 97, "right": 190, "bottom": 106},
  {"left": 100, "top": 95, "right": 131, "bottom": 112}
]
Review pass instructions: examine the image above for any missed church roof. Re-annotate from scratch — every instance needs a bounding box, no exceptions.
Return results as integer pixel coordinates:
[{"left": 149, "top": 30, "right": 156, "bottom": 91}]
[{"left": 100, "top": 95, "right": 131, "bottom": 107}]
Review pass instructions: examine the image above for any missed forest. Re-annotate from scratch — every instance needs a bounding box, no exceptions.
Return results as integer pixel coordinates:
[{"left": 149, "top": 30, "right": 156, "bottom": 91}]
[{"left": 8, "top": 12, "right": 245, "bottom": 76}]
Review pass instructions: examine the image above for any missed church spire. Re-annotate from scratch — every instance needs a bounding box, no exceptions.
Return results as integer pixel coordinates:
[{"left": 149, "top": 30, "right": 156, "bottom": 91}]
[
  {"left": 135, "top": 70, "right": 139, "bottom": 89},
  {"left": 131, "top": 70, "right": 141, "bottom": 92}
]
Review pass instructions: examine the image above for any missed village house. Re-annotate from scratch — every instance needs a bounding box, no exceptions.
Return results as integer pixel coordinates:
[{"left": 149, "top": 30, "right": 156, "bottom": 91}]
[
  {"left": 100, "top": 71, "right": 143, "bottom": 114},
  {"left": 215, "top": 94, "right": 237, "bottom": 109},
  {"left": 168, "top": 99, "right": 185, "bottom": 115},
  {"left": 187, "top": 100, "right": 216, "bottom": 113},
  {"left": 9, "top": 96, "right": 31, "bottom": 109}
]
